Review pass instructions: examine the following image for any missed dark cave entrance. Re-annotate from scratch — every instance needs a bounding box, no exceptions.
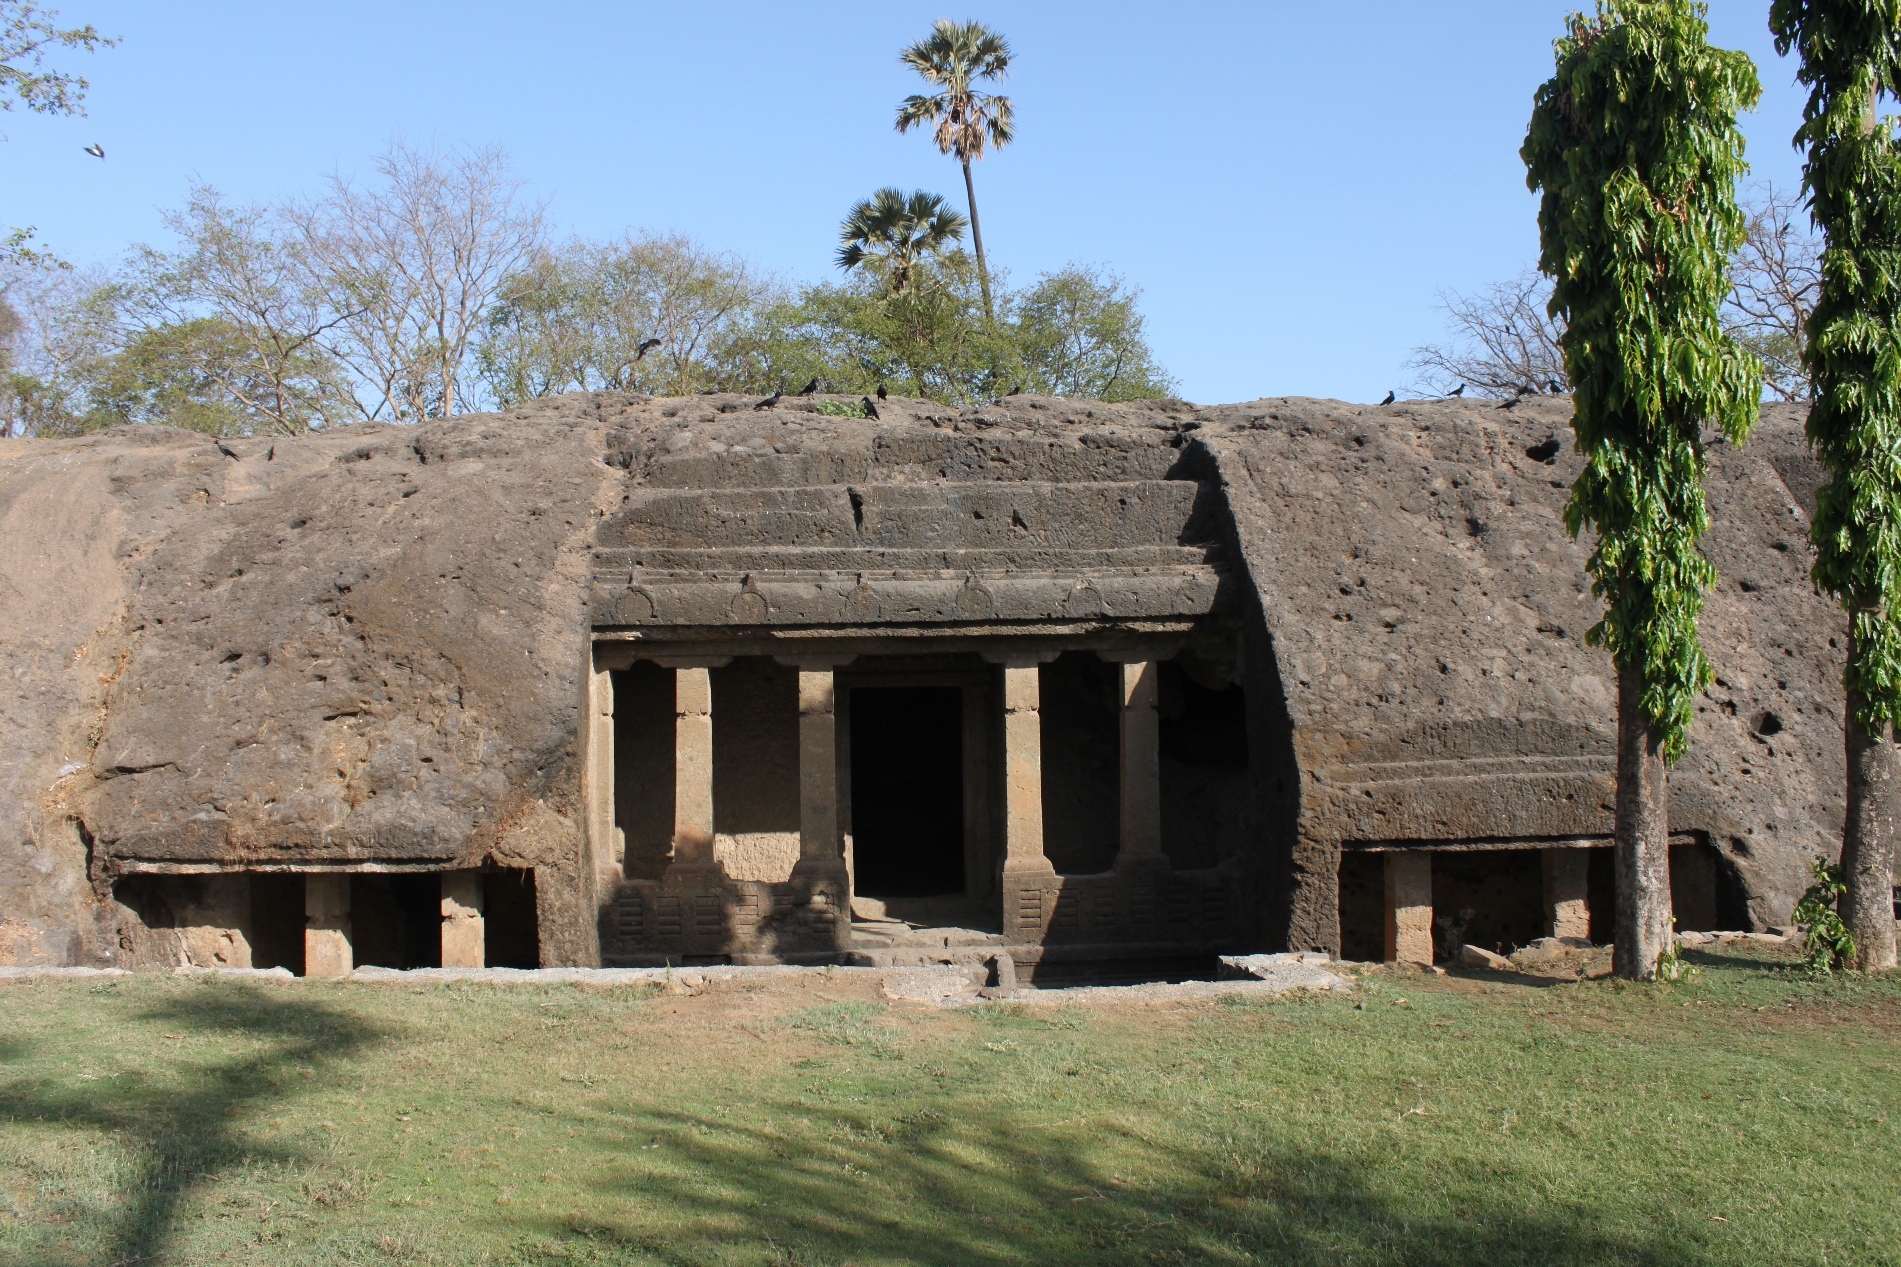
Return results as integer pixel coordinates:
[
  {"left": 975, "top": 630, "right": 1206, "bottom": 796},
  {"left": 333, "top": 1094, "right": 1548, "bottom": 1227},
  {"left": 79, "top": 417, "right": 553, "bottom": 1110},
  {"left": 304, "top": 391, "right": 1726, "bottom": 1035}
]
[{"left": 850, "top": 686, "right": 965, "bottom": 899}]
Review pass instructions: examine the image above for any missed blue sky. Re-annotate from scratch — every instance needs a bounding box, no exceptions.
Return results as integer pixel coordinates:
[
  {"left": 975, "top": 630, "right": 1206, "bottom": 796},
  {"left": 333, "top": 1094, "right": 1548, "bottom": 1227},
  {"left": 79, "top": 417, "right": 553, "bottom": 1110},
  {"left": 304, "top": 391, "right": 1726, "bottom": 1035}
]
[{"left": 5, "top": 1, "right": 1811, "bottom": 406}]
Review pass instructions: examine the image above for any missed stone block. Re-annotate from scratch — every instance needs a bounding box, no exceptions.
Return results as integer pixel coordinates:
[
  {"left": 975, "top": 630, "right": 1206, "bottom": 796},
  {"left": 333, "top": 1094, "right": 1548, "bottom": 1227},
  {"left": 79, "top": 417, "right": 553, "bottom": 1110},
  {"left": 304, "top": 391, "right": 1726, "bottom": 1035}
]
[{"left": 1460, "top": 944, "right": 1512, "bottom": 971}]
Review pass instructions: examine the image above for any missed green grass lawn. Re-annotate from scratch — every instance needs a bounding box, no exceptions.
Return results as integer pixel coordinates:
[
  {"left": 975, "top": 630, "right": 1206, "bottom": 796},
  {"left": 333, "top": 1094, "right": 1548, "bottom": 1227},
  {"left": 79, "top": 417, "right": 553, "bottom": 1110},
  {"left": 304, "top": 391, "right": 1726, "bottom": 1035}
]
[{"left": 2, "top": 944, "right": 1898, "bottom": 1266}]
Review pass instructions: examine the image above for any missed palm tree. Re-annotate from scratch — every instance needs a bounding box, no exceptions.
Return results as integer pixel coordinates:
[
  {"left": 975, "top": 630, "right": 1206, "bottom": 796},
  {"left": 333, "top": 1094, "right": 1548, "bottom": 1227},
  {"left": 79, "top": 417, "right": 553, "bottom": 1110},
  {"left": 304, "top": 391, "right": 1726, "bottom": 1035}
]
[
  {"left": 895, "top": 20, "right": 1013, "bottom": 320},
  {"left": 835, "top": 188, "right": 968, "bottom": 295}
]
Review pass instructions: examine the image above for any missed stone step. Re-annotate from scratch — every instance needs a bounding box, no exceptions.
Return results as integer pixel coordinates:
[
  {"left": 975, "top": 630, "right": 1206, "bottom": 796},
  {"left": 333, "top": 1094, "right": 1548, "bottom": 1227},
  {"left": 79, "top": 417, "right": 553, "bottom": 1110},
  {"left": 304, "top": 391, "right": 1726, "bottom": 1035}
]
[{"left": 598, "top": 480, "right": 1209, "bottom": 552}]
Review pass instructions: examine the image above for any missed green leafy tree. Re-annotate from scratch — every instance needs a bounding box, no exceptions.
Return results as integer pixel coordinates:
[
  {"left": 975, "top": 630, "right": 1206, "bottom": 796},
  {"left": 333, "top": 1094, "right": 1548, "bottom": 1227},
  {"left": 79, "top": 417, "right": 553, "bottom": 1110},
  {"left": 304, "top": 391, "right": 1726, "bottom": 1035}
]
[
  {"left": 835, "top": 188, "right": 968, "bottom": 296},
  {"left": 747, "top": 256, "right": 1020, "bottom": 405},
  {"left": 2, "top": 2, "right": 115, "bottom": 267},
  {"left": 1015, "top": 266, "right": 1178, "bottom": 401},
  {"left": 1771, "top": 0, "right": 1901, "bottom": 971},
  {"left": 83, "top": 318, "right": 254, "bottom": 435},
  {"left": 476, "top": 233, "right": 775, "bottom": 405},
  {"left": 896, "top": 19, "right": 1013, "bottom": 320},
  {"left": 1523, "top": 0, "right": 1762, "bottom": 980},
  {"left": 0, "top": 0, "right": 111, "bottom": 120}
]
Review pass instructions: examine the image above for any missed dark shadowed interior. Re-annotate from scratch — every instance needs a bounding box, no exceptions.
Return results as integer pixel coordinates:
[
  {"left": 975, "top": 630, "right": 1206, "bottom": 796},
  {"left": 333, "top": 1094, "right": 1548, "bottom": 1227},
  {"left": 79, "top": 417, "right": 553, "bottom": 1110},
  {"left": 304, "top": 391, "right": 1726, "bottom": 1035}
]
[{"left": 851, "top": 686, "right": 965, "bottom": 898}]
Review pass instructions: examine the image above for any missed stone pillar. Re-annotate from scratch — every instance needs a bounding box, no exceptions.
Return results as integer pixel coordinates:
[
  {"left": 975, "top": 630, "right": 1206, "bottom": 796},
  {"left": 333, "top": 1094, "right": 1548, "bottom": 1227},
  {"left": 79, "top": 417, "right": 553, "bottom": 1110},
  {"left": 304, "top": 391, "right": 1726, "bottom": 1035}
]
[
  {"left": 794, "top": 668, "right": 846, "bottom": 878},
  {"left": 1543, "top": 848, "right": 1591, "bottom": 941},
  {"left": 671, "top": 665, "right": 716, "bottom": 868},
  {"left": 440, "top": 871, "right": 485, "bottom": 968},
  {"left": 1115, "top": 660, "right": 1165, "bottom": 869},
  {"left": 1383, "top": 850, "right": 1433, "bottom": 966},
  {"left": 1000, "top": 663, "right": 1053, "bottom": 878},
  {"left": 304, "top": 874, "right": 352, "bottom": 978},
  {"left": 588, "top": 652, "right": 619, "bottom": 888}
]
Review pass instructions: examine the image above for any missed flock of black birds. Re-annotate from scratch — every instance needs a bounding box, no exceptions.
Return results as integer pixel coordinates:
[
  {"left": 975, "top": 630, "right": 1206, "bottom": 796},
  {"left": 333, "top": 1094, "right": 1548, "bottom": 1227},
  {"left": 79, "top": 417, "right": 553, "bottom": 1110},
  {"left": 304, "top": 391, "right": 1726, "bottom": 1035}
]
[{"left": 1376, "top": 377, "right": 1569, "bottom": 407}]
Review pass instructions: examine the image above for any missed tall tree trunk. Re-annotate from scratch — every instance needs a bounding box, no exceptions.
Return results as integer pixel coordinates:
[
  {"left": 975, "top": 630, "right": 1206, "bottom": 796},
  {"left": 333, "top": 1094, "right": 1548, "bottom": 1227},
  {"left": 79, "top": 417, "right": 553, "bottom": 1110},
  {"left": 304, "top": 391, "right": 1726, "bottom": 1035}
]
[
  {"left": 962, "top": 159, "right": 993, "bottom": 323},
  {"left": 1843, "top": 627, "right": 1900, "bottom": 971},
  {"left": 1613, "top": 661, "right": 1674, "bottom": 980}
]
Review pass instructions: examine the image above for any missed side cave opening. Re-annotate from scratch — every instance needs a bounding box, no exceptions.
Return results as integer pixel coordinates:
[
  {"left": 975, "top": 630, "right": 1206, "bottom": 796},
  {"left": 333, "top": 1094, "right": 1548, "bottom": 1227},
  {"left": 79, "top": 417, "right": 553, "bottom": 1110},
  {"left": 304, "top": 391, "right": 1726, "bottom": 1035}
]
[
  {"left": 348, "top": 874, "right": 441, "bottom": 970},
  {"left": 1336, "top": 850, "right": 1385, "bottom": 962},
  {"left": 248, "top": 873, "right": 304, "bottom": 973},
  {"left": 850, "top": 685, "right": 964, "bottom": 899},
  {"left": 485, "top": 868, "right": 540, "bottom": 968},
  {"left": 1430, "top": 849, "right": 1545, "bottom": 958}
]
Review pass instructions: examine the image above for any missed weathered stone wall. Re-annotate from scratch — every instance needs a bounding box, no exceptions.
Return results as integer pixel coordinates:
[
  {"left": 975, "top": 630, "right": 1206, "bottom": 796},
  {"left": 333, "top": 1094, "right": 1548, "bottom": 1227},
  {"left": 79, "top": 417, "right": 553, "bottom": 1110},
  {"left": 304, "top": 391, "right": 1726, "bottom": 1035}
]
[
  {"left": 0, "top": 390, "right": 1845, "bottom": 965},
  {"left": 1197, "top": 397, "right": 1837, "bottom": 946}
]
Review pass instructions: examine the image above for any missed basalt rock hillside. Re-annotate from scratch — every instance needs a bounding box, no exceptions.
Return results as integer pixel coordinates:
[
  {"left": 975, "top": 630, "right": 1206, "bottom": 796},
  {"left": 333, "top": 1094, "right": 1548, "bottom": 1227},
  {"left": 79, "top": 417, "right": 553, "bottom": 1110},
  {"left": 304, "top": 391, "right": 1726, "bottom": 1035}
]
[{"left": 0, "top": 390, "right": 1842, "bottom": 967}]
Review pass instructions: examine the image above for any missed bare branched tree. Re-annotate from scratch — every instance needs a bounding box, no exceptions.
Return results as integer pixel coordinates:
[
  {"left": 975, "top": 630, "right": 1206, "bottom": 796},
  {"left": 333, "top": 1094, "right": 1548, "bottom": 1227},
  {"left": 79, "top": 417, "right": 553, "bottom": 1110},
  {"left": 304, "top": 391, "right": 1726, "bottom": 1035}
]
[
  {"left": 0, "top": 258, "right": 114, "bottom": 436},
  {"left": 122, "top": 185, "right": 355, "bottom": 434},
  {"left": 1724, "top": 181, "right": 1821, "bottom": 401},
  {"left": 1409, "top": 270, "right": 1568, "bottom": 398},
  {"left": 1412, "top": 184, "right": 1821, "bottom": 403},
  {"left": 290, "top": 141, "right": 545, "bottom": 421}
]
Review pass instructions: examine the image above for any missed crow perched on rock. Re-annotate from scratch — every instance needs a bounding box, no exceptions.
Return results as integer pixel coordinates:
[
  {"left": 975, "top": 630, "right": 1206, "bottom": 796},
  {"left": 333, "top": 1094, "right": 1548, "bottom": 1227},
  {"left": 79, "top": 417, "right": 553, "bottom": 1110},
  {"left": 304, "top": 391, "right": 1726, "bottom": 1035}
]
[
  {"left": 862, "top": 396, "right": 880, "bottom": 420},
  {"left": 1448, "top": 383, "right": 1465, "bottom": 398},
  {"left": 798, "top": 378, "right": 820, "bottom": 395},
  {"left": 876, "top": 383, "right": 887, "bottom": 401},
  {"left": 635, "top": 338, "right": 661, "bottom": 360},
  {"left": 215, "top": 441, "right": 239, "bottom": 460},
  {"left": 266, "top": 445, "right": 275, "bottom": 462},
  {"left": 1547, "top": 377, "right": 1565, "bottom": 394},
  {"left": 754, "top": 389, "right": 782, "bottom": 410},
  {"left": 1380, "top": 391, "right": 1395, "bottom": 406}
]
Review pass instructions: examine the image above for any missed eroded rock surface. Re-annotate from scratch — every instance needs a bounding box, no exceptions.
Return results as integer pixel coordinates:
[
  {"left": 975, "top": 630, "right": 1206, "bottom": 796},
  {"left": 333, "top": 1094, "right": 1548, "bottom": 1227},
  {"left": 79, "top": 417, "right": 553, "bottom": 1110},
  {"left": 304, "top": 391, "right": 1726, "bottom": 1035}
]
[{"left": 0, "top": 392, "right": 1842, "bottom": 965}]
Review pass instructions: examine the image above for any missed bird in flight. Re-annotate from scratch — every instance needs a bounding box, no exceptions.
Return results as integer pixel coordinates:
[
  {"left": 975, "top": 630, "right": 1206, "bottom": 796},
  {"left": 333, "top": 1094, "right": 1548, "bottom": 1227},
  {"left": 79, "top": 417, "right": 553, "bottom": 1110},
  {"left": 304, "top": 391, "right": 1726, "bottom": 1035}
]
[
  {"left": 875, "top": 383, "right": 888, "bottom": 401},
  {"left": 862, "top": 396, "right": 880, "bottom": 421},
  {"left": 635, "top": 338, "right": 661, "bottom": 360},
  {"left": 798, "top": 378, "right": 820, "bottom": 396},
  {"left": 1448, "top": 383, "right": 1465, "bottom": 398},
  {"left": 84, "top": 144, "right": 104, "bottom": 159},
  {"left": 753, "top": 389, "right": 782, "bottom": 410},
  {"left": 1379, "top": 391, "right": 1395, "bottom": 406}
]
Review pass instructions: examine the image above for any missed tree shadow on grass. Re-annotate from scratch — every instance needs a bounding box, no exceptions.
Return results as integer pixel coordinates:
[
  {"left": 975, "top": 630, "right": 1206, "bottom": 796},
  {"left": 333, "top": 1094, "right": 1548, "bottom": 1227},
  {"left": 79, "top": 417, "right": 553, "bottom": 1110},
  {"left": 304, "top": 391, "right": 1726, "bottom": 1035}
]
[
  {"left": 509, "top": 1086, "right": 1720, "bottom": 1267},
  {"left": 0, "top": 981, "right": 387, "bottom": 1265}
]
